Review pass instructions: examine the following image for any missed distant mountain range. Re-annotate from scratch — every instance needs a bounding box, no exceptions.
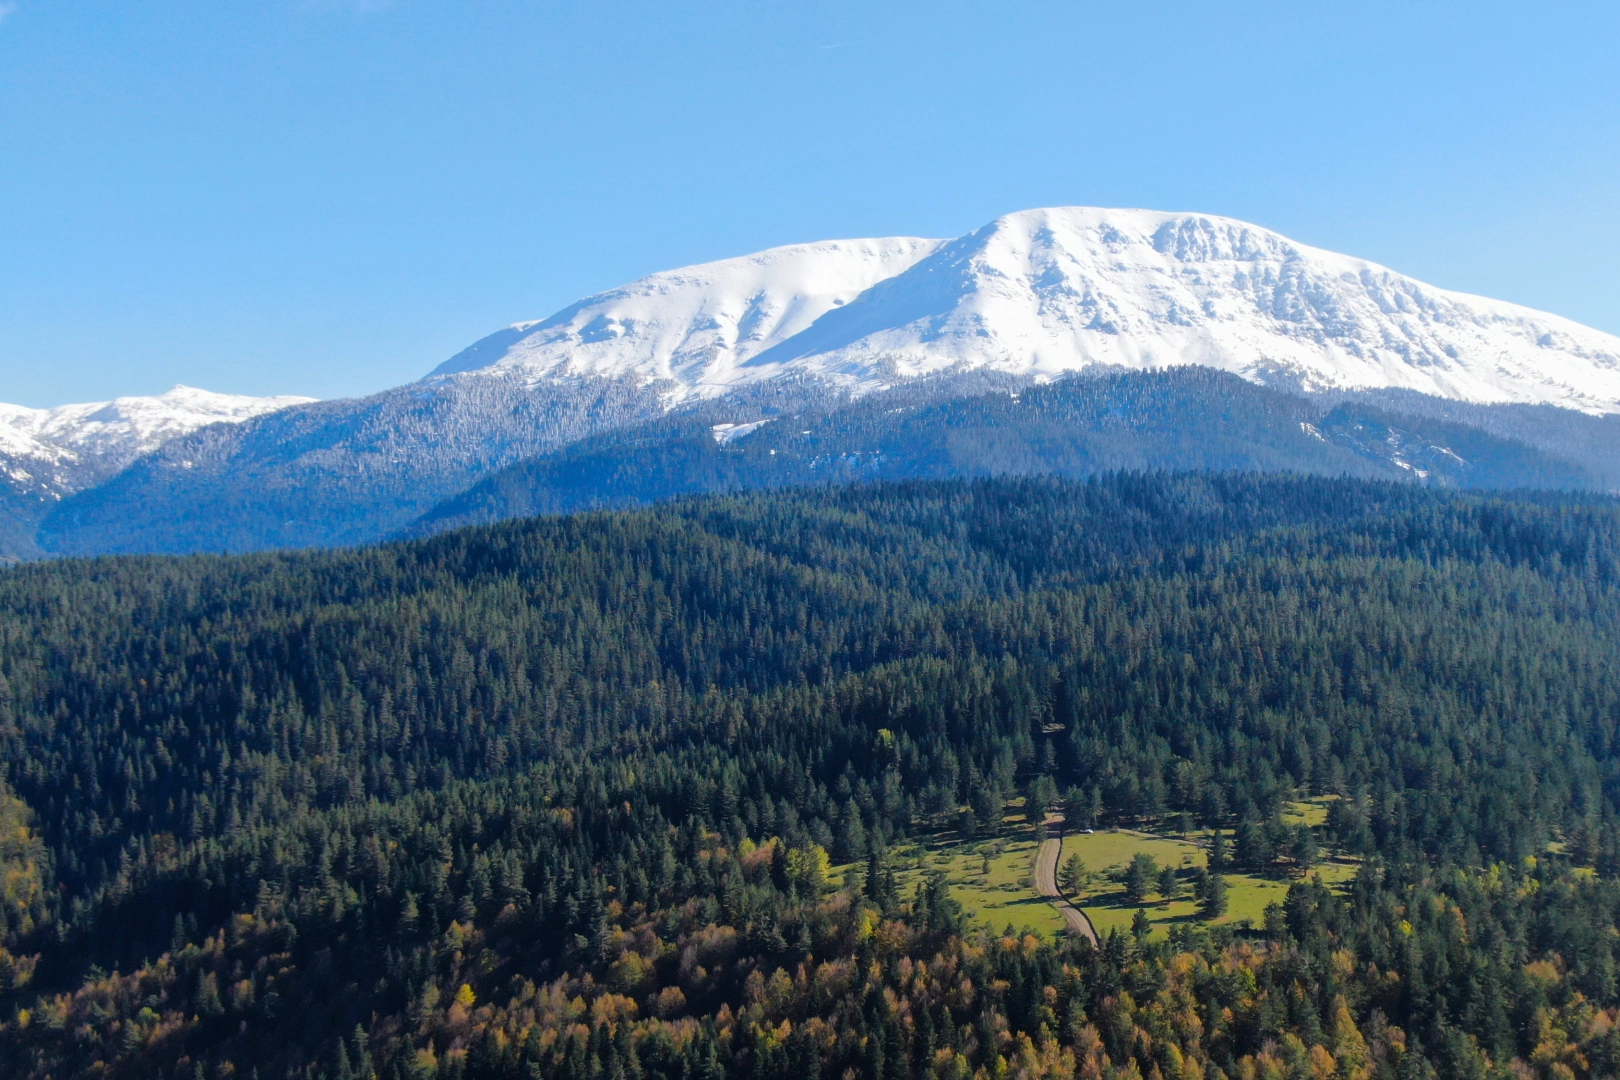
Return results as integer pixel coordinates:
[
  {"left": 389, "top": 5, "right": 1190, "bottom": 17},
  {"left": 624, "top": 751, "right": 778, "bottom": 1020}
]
[
  {"left": 6, "top": 206, "right": 1620, "bottom": 561},
  {"left": 1, "top": 384, "right": 315, "bottom": 494},
  {"left": 0, "top": 386, "right": 313, "bottom": 559}
]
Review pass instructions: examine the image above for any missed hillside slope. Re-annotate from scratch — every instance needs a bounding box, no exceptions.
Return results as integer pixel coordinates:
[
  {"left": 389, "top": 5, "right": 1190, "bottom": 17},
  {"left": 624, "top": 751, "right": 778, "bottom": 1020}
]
[{"left": 35, "top": 372, "right": 664, "bottom": 556}]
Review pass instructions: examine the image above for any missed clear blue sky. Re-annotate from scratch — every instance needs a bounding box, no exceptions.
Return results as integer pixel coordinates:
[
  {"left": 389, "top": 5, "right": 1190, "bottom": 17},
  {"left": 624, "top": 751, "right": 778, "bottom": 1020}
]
[{"left": 2, "top": 1, "right": 1617, "bottom": 408}]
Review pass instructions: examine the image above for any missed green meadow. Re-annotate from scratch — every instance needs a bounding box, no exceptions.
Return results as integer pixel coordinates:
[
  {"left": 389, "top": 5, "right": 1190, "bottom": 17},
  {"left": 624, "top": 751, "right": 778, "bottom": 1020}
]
[
  {"left": 1059, "top": 825, "right": 1358, "bottom": 938},
  {"left": 834, "top": 824, "right": 1067, "bottom": 936},
  {"left": 835, "top": 797, "right": 1356, "bottom": 941}
]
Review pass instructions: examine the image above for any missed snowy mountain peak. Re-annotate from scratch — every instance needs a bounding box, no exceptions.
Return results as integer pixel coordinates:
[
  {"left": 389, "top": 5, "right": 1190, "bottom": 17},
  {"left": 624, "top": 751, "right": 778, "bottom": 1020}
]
[
  {"left": 441, "top": 206, "right": 1620, "bottom": 413},
  {"left": 1, "top": 384, "right": 315, "bottom": 495},
  {"left": 429, "top": 237, "right": 947, "bottom": 387}
]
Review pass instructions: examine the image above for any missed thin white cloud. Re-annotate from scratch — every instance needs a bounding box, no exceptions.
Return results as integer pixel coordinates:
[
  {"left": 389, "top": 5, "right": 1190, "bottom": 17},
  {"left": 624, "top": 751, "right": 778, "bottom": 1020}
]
[
  {"left": 295, "top": 0, "right": 396, "bottom": 13},
  {"left": 0, "top": 3, "right": 19, "bottom": 24}
]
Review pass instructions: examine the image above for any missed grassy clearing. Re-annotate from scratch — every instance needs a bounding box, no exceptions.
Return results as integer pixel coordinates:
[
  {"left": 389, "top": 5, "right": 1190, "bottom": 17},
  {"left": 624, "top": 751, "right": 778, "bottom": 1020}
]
[
  {"left": 1281, "top": 795, "right": 1336, "bottom": 829},
  {"left": 835, "top": 829, "right": 1066, "bottom": 936},
  {"left": 1061, "top": 817, "right": 1358, "bottom": 939},
  {"left": 910, "top": 834, "right": 1067, "bottom": 936},
  {"left": 831, "top": 798, "right": 1355, "bottom": 941}
]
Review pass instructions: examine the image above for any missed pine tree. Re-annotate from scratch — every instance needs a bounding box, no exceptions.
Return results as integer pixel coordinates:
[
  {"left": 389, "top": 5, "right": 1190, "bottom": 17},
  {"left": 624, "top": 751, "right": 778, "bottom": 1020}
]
[
  {"left": 1058, "top": 853, "right": 1088, "bottom": 895},
  {"left": 1202, "top": 873, "right": 1228, "bottom": 918},
  {"left": 1125, "top": 853, "right": 1157, "bottom": 905}
]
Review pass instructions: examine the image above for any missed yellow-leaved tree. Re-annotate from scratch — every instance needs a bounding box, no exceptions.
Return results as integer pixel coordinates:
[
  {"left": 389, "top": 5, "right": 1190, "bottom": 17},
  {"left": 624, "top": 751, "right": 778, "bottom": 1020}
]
[{"left": 0, "top": 780, "right": 47, "bottom": 992}]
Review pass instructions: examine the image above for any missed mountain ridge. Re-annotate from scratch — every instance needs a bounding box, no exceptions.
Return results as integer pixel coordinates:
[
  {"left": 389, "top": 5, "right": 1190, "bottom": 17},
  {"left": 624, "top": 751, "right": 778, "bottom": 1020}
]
[
  {"left": 0, "top": 385, "right": 315, "bottom": 561},
  {"left": 33, "top": 371, "right": 665, "bottom": 556},
  {"left": 1, "top": 384, "right": 315, "bottom": 497}
]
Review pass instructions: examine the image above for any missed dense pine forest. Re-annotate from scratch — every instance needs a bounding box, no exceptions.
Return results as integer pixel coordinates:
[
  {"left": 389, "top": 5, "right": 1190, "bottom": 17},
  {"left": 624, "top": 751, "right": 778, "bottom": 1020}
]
[{"left": 3, "top": 473, "right": 1620, "bottom": 1080}]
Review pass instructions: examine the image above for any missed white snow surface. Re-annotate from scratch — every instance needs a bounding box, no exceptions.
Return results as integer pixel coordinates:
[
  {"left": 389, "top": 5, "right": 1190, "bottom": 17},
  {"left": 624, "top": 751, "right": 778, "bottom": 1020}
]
[
  {"left": 432, "top": 237, "right": 947, "bottom": 388},
  {"left": 710, "top": 419, "right": 774, "bottom": 445},
  {"left": 0, "top": 385, "right": 314, "bottom": 487},
  {"left": 439, "top": 207, "right": 1620, "bottom": 414}
]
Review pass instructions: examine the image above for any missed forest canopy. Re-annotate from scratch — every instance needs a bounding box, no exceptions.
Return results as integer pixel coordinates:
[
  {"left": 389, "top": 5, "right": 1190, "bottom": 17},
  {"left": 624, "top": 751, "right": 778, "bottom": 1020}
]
[{"left": 1, "top": 473, "right": 1619, "bottom": 1080}]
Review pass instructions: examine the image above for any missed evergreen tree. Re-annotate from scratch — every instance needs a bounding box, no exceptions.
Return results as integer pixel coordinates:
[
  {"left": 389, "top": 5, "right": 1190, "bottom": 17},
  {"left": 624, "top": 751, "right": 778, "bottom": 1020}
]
[
  {"left": 1058, "top": 854, "right": 1088, "bottom": 896},
  {"left": 1125, "top": 853, "right": 1157, "bottom": 905},
  {"left": 1202, "top": 873, "right": 1228, "bottom": 918},
  {"left": 0, "top": 473, "right": 1616, "bottom": 1080}
]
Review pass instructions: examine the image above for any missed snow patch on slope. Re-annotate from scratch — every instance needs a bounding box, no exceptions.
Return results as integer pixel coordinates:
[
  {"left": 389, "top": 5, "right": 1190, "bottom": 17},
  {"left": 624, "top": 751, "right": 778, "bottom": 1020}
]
[{"left": 711, "top": 419, "right": 773, "bottom": 445}]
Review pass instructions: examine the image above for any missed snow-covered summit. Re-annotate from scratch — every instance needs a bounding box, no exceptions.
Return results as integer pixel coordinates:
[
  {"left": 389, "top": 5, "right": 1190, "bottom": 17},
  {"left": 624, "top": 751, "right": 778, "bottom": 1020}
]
[
  {"left": 440, "top": 207, "right": 1620, "bottom": 414},
  {"left": 1, "top": 385, "right": 315, "bottom": 495}
]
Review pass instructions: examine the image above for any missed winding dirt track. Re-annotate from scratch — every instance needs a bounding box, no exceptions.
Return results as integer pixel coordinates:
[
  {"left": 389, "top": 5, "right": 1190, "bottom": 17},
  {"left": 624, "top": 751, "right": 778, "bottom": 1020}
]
[{"left": 1033, "top": 825, "right": 1099, "bottom": 945}]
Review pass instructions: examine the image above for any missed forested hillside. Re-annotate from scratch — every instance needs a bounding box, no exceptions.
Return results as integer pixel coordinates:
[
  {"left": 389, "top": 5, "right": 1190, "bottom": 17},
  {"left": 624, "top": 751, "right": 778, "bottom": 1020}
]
[
  {"left": 1313, "top": 389, "right": 1620, "bottom": 490},
  {"left": 0, "top": 485, "right": 47, "bottom": 563},
  {"left": 3, "top": 474, "right": 1620, "bottom": 1080},
  {"left": 410, "top": 371, "right": 1600, "bottom": 538}
]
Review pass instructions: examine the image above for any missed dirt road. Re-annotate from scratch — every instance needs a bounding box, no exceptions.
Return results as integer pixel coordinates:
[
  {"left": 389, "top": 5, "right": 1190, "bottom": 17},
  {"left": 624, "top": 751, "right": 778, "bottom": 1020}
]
[{"left": 1033, "top": 829, "right": 1099, "bottom": 945}]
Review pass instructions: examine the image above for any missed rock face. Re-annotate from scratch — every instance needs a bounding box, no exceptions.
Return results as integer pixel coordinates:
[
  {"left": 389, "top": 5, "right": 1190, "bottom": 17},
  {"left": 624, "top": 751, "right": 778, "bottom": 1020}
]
[{"left": 441, "top": 207, "right": 1620, "bottom": 414}]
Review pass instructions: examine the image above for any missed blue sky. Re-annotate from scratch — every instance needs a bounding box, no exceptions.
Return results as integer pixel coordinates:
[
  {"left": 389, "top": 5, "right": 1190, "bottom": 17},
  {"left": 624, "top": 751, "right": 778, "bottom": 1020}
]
[{"left": 2, "top": 1, "right": 1617, "bottom": 407}]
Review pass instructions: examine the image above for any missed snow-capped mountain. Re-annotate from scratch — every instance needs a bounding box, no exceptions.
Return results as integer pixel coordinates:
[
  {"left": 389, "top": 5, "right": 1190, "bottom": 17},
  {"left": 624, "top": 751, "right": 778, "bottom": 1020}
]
[
  {"left": 18, "top": 205, "right": 1620, "bottom": 563},
  {"left": 1, "top": 385, "right": 314, "bottom": 497},
  {"left": 436, "top": 207, "right": 1620, "bottom": 414}
]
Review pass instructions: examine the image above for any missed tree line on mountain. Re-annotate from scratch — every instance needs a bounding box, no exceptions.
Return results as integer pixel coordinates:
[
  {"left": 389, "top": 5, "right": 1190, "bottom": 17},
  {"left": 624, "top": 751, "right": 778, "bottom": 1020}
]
[{"left": 1, "top": 472, "right": 1619, "bottom": 1079}]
